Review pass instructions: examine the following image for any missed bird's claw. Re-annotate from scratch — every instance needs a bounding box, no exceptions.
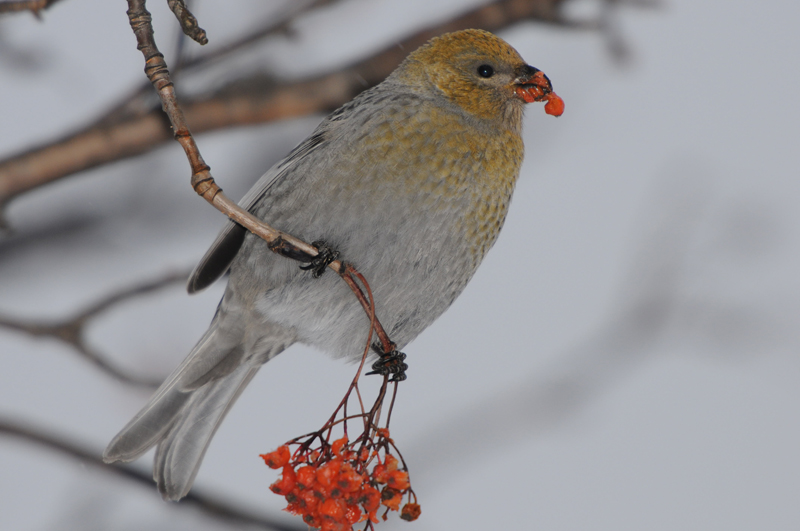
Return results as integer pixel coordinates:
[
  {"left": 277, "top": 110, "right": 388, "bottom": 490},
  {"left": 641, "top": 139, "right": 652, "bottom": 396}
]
[
  {"left": 299, "top": 240, "right": 340, "bottom": 278},
  {"left": 366, "top": 344, "right": 408, "bottom": 382}
]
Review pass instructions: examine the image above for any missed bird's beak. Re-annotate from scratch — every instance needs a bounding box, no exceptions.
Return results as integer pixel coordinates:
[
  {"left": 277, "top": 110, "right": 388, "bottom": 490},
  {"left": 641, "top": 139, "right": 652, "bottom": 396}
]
[{"left": 513, "top": 65, "right": 565, "bottom": 117}]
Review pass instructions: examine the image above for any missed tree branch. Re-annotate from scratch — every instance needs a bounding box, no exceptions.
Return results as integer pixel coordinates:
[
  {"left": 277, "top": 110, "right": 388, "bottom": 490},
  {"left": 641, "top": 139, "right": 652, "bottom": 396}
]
[
  {"left": 0, "top": 269, "right": 190, "bottom": 387},
  {"left": 171, "top": 0, "right": 343, "bottom": 73},
  {"left": 0, "top": 0, "right": 574, "bottom": 205},
  {"left": 0, "top": 417, "right": 305, "bottom": 530},
  {"left": 126, "top": 0, "right": 400, "bottom": 357},
  {"left": 166, "top": 0, "right": 207, "bottom": 45},
  {"left": 94, "top": 0, "right": 346, "bottom": 131}
]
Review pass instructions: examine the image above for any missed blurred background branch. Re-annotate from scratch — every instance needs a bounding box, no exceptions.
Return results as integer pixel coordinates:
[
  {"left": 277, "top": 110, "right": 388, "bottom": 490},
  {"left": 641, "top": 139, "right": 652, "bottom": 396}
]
[
  {"left": 2, "top": 1, "right": 797, "bottom": 530},
  {"left": 0, "top": 0, "right": 648, "bottom": 217},
  {"left": 0, "top": 269, "right": 190, "bottom": 387},
  {"left": 0, "top": 417, "right": 305, "bottom": 530}
]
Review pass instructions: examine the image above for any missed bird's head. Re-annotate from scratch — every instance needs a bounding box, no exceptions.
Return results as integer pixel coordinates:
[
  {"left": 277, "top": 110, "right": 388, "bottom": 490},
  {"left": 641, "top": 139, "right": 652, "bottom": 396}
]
[{"left": 393, "top": 29, "right": 564, "bottom": 130}]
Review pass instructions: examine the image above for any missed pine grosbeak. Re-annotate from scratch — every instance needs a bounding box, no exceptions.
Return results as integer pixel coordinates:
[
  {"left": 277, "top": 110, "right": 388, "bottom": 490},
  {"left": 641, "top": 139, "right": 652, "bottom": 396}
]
[{"left": 104, "top": 29, "right": 563, "bottom": 500}]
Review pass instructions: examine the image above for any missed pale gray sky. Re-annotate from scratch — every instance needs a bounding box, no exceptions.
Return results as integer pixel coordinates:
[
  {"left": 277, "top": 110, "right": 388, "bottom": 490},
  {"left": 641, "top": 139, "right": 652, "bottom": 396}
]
[{"left": 2, "top": 1, "right": 799, "bottom": 530}]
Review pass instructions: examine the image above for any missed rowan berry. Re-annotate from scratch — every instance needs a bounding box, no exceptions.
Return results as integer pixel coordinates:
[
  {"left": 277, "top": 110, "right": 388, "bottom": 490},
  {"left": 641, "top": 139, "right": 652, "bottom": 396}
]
[{"left": 260, "top": 445, "right": 290, "bottom": 468}]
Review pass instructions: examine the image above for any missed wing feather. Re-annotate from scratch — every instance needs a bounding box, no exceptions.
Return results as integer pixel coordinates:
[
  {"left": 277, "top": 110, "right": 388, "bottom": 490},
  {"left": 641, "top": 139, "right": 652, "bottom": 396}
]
[{"left": 186, "top": 130, "right": 328, "bottom": 293}]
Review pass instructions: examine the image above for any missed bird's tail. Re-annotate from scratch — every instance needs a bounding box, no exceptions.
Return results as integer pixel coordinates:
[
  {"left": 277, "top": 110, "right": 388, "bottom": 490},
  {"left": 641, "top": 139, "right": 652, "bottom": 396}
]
[
  {"left": 103, "top": 318, "right": 288, "bottom": 500},
  {"left": 151, "top": 364, "right": 258, "bottom": 500}
]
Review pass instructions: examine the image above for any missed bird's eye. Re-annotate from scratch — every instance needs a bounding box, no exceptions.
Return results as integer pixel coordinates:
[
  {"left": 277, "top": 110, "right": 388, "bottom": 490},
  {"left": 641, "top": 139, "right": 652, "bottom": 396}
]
[{"left": 477, "top": 64, "right": 494, "bottom": 78}]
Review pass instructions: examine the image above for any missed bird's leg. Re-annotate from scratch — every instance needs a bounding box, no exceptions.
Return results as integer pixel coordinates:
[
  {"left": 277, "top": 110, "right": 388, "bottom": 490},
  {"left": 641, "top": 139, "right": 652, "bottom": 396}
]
[
  {"left": 299, "top": 240, "right": 340, "bottom": 278},
  {"left": 366, "top": 342, "right": 408, "bottom": 382}
]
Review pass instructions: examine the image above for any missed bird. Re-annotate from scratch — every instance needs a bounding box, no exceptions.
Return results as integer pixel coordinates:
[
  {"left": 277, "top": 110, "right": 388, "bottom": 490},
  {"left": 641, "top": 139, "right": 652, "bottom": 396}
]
[{"left": 103, "top": 28, "right": 563, "bottom": 501}]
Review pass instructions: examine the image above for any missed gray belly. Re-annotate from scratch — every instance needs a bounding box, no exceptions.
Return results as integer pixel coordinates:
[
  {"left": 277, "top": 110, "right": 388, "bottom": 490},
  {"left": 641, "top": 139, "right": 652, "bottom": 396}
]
[{"left": 227, "top": 188, "right": 478, "bottom": 360}]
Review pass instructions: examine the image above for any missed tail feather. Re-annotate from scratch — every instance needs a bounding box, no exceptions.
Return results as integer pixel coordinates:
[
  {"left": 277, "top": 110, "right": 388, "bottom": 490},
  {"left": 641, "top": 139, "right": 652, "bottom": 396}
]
[
  {"left": 175, "top": 325, "right": 244, "bottom": 392},
  {"left": 103, "top": 309, "right": 294, "bottom": 500},
  {"left": 154, "top": 365, "right": 260, "bottom": 500},
  {"left": 103, "top": 386, "right": 192, "bottom": 463},
  {"left": 103, "top": 324, "right": 238, "bottom": 463}
]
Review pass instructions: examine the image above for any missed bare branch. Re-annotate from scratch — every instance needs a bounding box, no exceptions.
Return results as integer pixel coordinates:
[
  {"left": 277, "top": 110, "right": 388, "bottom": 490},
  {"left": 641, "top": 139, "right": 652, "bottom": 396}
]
[
  {"left": 172, "top": 0, "right": 342, "bottom": 72},
  {"left": 96, "top": 0, "right": 346, "bottom": 131},
  {"left": 0, "top": 0, "right": 577, "bottom": 204},
  {"left": 166, "top": 0, "right": 207, "bottom": 45},
  {"left": 126, "top": 0, "right": 398, "bottom": 356},
  {"left": 0, "top": 417, "right": 305, "bottom": 530},
  {"left": 0, "top": 0, "right": 62, "bottom": 17},
  {"left": 0, "top": 269, "right": 190, "bottom": 387}
]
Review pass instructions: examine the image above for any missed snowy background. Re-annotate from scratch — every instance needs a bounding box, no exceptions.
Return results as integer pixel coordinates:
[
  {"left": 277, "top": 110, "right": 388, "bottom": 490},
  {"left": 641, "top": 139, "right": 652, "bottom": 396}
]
[{"left": 1, "top": 0, "right": 799, "bottom": 530}]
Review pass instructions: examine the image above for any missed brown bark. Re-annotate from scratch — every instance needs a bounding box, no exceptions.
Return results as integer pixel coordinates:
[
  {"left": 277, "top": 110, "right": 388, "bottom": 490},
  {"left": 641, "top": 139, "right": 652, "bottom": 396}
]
[{"left": 0, "top": 0, "right": 568, "bottom": 205}]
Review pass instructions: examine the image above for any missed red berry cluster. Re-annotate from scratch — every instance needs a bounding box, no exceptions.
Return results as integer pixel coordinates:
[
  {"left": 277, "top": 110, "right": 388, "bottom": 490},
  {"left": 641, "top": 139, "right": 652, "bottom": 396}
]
[{"left": 261, "top": 431, "right": 419, "bottom": 531}]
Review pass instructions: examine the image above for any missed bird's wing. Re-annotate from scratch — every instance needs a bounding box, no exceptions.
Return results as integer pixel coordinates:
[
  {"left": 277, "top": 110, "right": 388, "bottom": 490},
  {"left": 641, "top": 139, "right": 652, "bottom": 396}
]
[
  {"left": 186, "top": 82, "right": 404, "bottom": 293},
  {"left": 186, "top": 129, "right": 328, "bottom": 293}
]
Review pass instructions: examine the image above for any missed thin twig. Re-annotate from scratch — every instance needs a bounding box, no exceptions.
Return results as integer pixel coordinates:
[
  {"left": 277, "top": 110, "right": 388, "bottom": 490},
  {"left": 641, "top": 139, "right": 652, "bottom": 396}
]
[
  {"left": 385, "top": 382, "right": 399, "bottom": 428},
  {"left": 0, "top": 417, "right": 305, "bottom": 531},
  {"left": 0, "top": 0, "right": 585, "bottom": 204},
  {"left": 97, "top": 0, "right": 345, "bottom": 127},
  {"left": 126, "top": 0, "right": 396, "bottom": 356},
  {"left": 343, "top": 265, "right": 393, "bottom": 357},
  {"left": 0, "top": 269, "right": 190, "bottom": 387},
  {"left": 172, "top": 0, "right": 342, "bottom": 73},
  {"left": 166, "top": 0, "right": 207, "bottom": 45}
]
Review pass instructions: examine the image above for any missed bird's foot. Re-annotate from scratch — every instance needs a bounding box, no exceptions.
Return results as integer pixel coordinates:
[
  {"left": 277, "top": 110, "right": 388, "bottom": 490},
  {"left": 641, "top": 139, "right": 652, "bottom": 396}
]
[
  {"left": 299, "top": 240, "right": 340, "bottom": 278},
  {"left": 367, "top": 343, "right": 408, "bottom": 382}
]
